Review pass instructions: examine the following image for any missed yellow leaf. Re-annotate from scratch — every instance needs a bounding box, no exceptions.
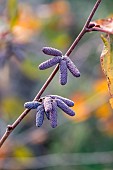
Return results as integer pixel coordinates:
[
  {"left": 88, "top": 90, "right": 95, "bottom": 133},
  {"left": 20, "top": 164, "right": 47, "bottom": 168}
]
[
  {"left": 100, "top": 34, "right": 113, "bottom": 108},
  {"left": 7, "top": 0, "right": 18, "bottom": 29},
  {"left": 109, "top": 98, "right": 113, "bottom": 109},
  {"left": 13, "top": 145, "right": 33, "bottom": 163}
]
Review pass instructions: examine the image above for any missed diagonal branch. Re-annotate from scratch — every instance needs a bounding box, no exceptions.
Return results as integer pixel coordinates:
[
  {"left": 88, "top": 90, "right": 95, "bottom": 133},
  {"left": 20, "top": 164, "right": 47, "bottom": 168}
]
[{"left": 0, "top": 0, "right": 101, "bottom": 148}]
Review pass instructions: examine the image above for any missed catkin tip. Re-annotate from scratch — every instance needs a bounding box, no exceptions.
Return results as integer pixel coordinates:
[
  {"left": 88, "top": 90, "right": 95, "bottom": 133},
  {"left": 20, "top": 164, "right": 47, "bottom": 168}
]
[
  {"left": 60, "top": 81, "right": 67, "bottom": 85},
  {"left": 76, "top": 72, "right": 80, "bottom": 77},
  {"left": 42, "top": 47, "right": 62, "bottom": 56},
  {"left": 51, "top": 124, "right": 57, "bottom": 128}
]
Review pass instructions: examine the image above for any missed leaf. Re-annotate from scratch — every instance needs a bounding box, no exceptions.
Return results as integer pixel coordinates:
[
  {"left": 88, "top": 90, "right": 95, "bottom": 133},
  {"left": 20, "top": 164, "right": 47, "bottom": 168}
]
[
  {"left": 92, "top": 17, "right": 113, "bottom": 34},
  {"left": 7, "top": 0, "right": 18, "bottom": 29},
  {"left": 13, "top": 145, "right": 33, "bottom": 162},
  {"left": 100, "top": 34, "right": 113, "bottom": 108}
]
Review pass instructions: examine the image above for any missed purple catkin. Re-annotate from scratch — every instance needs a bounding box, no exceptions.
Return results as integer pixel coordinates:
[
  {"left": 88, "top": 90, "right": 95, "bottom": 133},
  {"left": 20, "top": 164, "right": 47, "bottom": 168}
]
[
  {"left": 36, "top": 105, "right": 44, "bottom": 127},
  {"left": 50, "top": 100, "right": 57, "bottom": 128},
  {"left": 56, "top": 99, "right": 75, "bottom": 116},
  {"left": 49, "top": 95, "right": 74, "bottom": 107},
  {"left": 43, "top": 96, "right": 53, "bottom": 113},
  {"left": 64, "top": 56, "right": 80, "bottom": 77},
  {"left": 24, "top": 101, "right": 41, "bottom": 109},
  {"left": 59, "top": 59, "right": 67, "bottom": 85},
  {"left": 42, "top": 47, "right": 62, "bottom": 56},
  {"left": 39, "top": 56, "right": 61, "bottom": 70}
]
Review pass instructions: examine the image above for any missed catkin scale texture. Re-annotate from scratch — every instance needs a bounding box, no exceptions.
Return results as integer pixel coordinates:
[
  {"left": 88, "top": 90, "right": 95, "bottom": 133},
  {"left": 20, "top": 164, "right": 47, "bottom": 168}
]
[
  {"left": 59, "top": 59, "right": 68, "bottom": 85},
  {"left": 49, "top": 95, "right": 74, "bottom": 107},
  {"left": 50, "top": 101, "right": 57, "bottom": 128},
  {"left": 39, "top": 56, "right": 61, "bottom": 70},
  {"left": 43, "top": 97, "right": 53, "bottom": 112},
  {"left": 56, "top": 99, "right": 75, "bottom": 116},
  {"left": 24, "top": 101, "right": 41, "bottom": 109},
  {"left": 42, "top": 47, "right": 62, "bottom": 56},
  {"left": 65, "top": 56, "right": 80, "bottom": 77},
  {"left": 36, "top": 105, "right": 44, "bottom": 127}
]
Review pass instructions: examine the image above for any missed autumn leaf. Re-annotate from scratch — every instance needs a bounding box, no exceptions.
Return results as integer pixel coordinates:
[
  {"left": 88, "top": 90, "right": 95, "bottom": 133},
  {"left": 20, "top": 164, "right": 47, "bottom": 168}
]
[
  {"left": 100, "top": 34, "right": 113, "bottom": 108},
  {"left": 50, "top": 0, "right": 70, "bottom": 15},
  {"left": 92, "top": 17, "right": 113, "bottom": 34},
  {"left": 12, "top": 3, "right": 41, "bottom": 42}
]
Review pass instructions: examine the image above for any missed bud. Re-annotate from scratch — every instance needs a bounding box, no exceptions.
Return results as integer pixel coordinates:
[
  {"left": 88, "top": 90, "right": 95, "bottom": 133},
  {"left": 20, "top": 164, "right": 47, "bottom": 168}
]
[
  {"left": 49, "top": 95, "right": 74, "bottom": 107},
  {"left": 88, "top": 22, "right": 96, "bottom": 28},
  {"left": 42, "top": 47, "right": 62, "bottom": 56},
  {"left": 50, "top": 100, "right": 57, "bottom": 128},
  {"left": 65, "top": 56, "right": 80, "bottom": 77},
  {"left": 24, "top": 101, "right": 41, "bottom": 109},
  {"left": 39, "top": 56, "right": 61, "bottom": 70},
  {"left": 36, "top": 105, "right": 44, "bottom": 127},
  {"left": 56, "top": 99, "right": 75, "bottom": 116},
  {"left": 59, "top": 59, "right": 67, "bottom": 85}
]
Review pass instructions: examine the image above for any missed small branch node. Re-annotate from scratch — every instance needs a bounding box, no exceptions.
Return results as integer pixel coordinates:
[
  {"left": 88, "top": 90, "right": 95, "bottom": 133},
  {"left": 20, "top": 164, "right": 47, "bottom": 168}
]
[{"left": 7, "top": 125, "right": 13, "bottom": 132}]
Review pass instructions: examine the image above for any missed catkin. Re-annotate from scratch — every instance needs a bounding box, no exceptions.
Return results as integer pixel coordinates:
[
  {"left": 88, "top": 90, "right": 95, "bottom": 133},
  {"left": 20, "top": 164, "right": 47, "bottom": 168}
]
[
  {"left": 36, "top": 105, "right": 44, "bottom": 127},
  {"left": 65, "top": 56, "right": 80, "bottom": 77},
  {"left": 39, "top": 56, "right": 61, "bottom": 70},
  {"left": 42, "top": 47, "right": 62, "bottom": 56},
  {"left": 43, "top": 96, "right": 53, "bottom": 112},
  {"left": 24, "top": 101, "right": 41, "bottom": 109},
  {"left": 56, "top": 99, "right": 75, "bottom": 116},
  {"left": 50, "top": 100, "right": 57, "bottom": 128},
  {"left": 49, "top": 95, "right": 74, "bottom": 107},
  {"left": 59, "top": 59, "right": 68, "bottom": 85}
]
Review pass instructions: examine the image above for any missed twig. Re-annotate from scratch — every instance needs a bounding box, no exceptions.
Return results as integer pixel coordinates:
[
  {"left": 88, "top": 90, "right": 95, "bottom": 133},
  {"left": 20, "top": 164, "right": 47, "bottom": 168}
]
[
  {"left": 0, "top": 0, "right": 101, "bottom": 148},
  {"left": 66, "top": 0, "right": 101, "bottom": 56},
  {"left": 87, "top": 26, "right": 113, "bottom": 35}
]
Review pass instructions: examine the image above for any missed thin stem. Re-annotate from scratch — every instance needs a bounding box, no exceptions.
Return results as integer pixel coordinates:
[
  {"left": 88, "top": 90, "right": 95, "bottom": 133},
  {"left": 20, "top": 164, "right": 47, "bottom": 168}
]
[
  {"left": 66, "top": 0, "right": 101, "bottom": 56},
  {"left": 0, "top": 0, "right": 101, "bottom": 148},
  {"left": 84, "top": 0, "right": 101, "bottom": 28},
  {"left": 34, "top": 65, "right": 59, "bottom": 100}
]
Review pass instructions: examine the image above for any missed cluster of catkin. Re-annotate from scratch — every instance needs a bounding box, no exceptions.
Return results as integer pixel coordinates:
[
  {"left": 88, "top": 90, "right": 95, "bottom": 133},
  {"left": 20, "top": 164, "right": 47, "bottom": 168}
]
[
  {"left": 24, "top": 47, "right": 80, "bottom": 128},
  {"left": 39, "top": 47, "right": 80, "bottom": 85},
  {"left": 24, "top": 95, "right": 75, "bottom": 128}
]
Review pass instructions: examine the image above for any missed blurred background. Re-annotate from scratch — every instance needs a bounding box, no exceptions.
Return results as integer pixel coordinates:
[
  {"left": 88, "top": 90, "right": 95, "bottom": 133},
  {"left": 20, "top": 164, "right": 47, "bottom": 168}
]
[{"left": 0, "top": 0, "right": 113, "bottom": 169}]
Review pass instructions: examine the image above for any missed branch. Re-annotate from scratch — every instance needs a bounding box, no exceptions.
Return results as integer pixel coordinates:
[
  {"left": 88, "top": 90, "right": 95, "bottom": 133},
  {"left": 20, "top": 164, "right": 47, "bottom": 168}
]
[{"left": 0, "top": 0, "right": 101, "bottom": 148}]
